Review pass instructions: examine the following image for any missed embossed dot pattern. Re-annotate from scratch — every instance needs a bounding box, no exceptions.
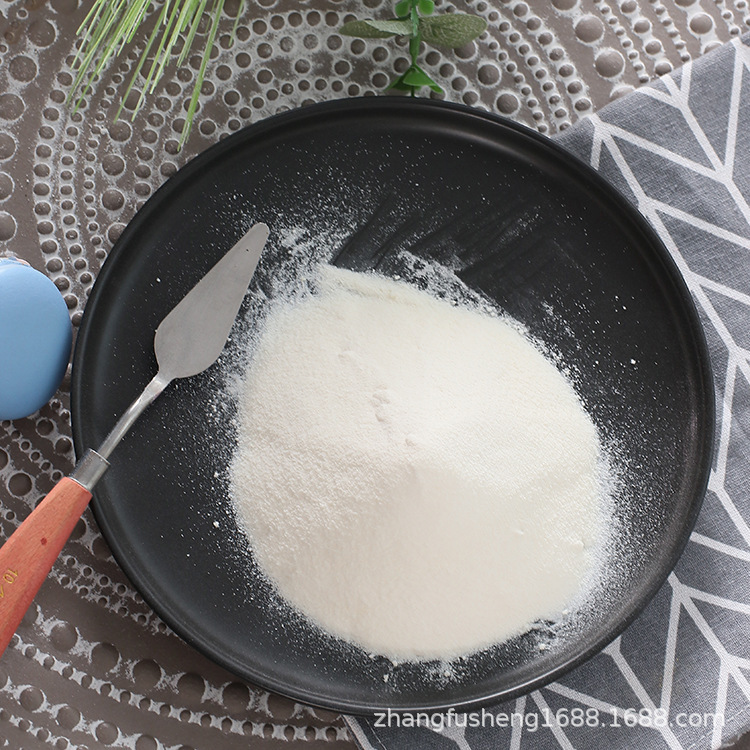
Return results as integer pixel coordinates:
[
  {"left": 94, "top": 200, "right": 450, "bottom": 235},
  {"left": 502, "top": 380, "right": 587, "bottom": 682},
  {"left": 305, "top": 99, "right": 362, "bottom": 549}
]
[{"left": 0, "top": 0, "right": 742, "bottom": 746}]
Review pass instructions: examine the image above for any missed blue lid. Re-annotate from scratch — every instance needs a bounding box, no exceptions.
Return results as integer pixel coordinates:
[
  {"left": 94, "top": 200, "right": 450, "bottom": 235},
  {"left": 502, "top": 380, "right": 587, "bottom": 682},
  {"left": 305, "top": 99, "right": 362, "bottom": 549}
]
[{"left": 0, "top": 258, "right": 72, "bottom": 420}]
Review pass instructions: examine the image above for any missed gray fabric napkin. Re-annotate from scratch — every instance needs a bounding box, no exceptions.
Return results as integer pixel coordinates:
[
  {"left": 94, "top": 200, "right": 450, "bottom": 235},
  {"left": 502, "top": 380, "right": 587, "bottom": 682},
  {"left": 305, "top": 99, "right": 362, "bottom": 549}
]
[{"left": 347, "top": 34, "right": 750, "bottom": 750}]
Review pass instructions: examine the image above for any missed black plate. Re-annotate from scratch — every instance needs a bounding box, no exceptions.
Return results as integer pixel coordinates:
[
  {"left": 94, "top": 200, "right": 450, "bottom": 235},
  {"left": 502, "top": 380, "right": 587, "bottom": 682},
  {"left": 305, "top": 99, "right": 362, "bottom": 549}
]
[{"left": 71, "top": 98, "right": 714, "bottom": 715}]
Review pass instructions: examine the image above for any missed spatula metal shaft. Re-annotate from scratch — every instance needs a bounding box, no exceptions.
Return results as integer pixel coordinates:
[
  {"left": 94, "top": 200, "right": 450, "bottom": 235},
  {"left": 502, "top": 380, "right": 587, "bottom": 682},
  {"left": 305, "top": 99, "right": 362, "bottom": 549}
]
[
  {"left": 70, "top": 373, "right": 170, "bottom": 490},
  {"left": 96, "top": 373, "right": 170, "bottom": 460}
]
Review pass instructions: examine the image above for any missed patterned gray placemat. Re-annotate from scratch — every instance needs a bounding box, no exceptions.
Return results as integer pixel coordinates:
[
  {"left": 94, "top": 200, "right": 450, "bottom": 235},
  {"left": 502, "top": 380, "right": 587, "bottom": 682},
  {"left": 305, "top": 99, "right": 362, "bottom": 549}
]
[{"left": 348, "top": 33, "right": 750, "bottom": 750}]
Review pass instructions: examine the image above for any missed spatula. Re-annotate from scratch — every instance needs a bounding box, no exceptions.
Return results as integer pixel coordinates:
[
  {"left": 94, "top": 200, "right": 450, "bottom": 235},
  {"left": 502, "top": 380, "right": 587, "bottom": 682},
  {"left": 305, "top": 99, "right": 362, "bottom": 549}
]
[{"left": 0, "top": 222, "right": 269, "bottom": 655}]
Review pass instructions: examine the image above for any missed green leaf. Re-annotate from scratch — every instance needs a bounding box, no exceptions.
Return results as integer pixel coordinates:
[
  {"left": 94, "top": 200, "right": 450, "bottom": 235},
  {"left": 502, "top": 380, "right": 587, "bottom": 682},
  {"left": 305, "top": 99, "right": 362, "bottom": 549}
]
[
  {"left": 395, "top": 0, "right": 410, "bottom": 17},
  {"left": 388, "top": 72, "right": 415, "bottom": 91},
  {"left": 418, "top": 0, "right": 435, "bottom": 15},
  {"left": 403, "top": 66, "right": 442, "bottom": 91},
  {"left": 389, "top": 64, "right": 443, "bottom": 93},
  {"left": 368, "top": 19, "right": 413, "bottom": 34},
  {"left": 419, "top": 13, "right": 487, "bottom": 48},
  {"left": 339, "top": 19, "right": 401, "bottom": 38}
]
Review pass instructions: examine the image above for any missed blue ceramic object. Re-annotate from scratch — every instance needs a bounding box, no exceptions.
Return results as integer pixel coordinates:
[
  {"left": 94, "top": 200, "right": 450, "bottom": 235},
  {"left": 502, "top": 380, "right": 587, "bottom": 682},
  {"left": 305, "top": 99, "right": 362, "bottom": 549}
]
[{"left": 0, "top": 257, "right": 72, "bottom": 420}]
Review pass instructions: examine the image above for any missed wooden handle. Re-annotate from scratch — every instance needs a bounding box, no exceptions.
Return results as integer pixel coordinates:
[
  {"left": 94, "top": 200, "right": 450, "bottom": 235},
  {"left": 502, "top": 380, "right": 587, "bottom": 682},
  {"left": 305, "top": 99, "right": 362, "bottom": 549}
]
[{"left": 0, "top": 477, "right": 92, "bottom": 656}]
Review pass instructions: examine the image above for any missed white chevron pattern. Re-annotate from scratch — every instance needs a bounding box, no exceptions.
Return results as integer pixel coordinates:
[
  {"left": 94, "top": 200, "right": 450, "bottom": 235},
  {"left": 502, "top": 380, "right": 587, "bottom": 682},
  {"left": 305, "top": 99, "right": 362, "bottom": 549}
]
[{"left": 349, "top": 36, "right": 750, "bottom": 750}]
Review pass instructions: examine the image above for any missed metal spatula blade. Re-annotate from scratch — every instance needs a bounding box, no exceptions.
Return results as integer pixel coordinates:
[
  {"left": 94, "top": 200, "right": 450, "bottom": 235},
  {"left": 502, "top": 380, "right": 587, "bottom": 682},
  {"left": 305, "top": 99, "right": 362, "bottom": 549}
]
[
  {"left": 95, "top": 222, "right": 269, "bottom": 462},
  {"left": 155, "top": 222, "right": 269, "bottom": 380},
  {"left": 0, "top": 222, "right": 269, "bottom": 656}
]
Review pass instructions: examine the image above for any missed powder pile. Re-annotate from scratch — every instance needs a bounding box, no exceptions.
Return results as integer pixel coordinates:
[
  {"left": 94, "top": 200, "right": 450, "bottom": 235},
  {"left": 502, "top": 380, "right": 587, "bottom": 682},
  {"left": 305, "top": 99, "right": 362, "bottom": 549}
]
[{"left": 229, "top": 266, "right": 602, "bottom": 660}]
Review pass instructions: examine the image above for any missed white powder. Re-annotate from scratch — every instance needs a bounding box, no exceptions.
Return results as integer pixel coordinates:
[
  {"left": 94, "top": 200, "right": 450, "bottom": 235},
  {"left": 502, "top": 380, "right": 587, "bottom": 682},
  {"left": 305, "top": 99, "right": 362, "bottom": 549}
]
[{"left": 229, "top": 265, "right": 603, "bottom": 661}]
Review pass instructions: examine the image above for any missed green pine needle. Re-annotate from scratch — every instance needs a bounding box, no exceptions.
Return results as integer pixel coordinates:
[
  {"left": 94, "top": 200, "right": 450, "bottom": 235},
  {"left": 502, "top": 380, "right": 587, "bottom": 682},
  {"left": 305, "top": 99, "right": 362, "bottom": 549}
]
[{"left": 70, "top": 0, "right": 244, "bottom": 148}]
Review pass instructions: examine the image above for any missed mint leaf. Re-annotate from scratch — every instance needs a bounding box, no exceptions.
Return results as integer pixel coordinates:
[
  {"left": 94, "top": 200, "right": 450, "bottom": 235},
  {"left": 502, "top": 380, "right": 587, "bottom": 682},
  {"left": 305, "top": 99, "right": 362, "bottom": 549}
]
[
  {"left": 340, "top": 20, "right": 402, "bottom": 38},
  {"left": 395, "top": 0, "right": 411, "bottom": 17},
  {"left": 401, "top": 64, "right": 443, "bottom": 92},
  {"left": 419, "top": 14, "right": 487, "bottom": 48},
  {"left": 388, "top": 66, "right": 442, "bottom": 93},
  {"left": 368, "top": 19, "right": 413, "bottom": 34},
  {"left": 388, "top": 72, "right": 414, "bottom": 91}
]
